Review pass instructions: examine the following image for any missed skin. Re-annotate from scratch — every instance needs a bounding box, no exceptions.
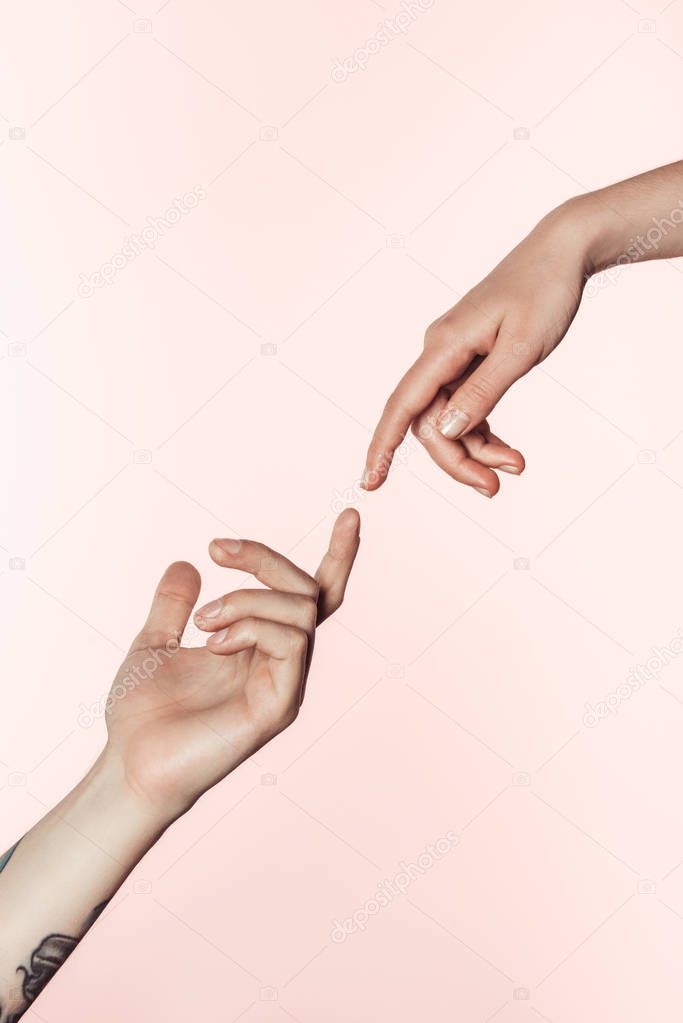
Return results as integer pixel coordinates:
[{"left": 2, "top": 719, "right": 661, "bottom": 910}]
[
  {"left": 0, "top": 509, "right": 360, "bottom": 1022},
  {"left": 363, "top": 160, "right": 683, "bottom": 498},
  {"left": 3, "top": 159, "right": 683, "bottom": 1019}
]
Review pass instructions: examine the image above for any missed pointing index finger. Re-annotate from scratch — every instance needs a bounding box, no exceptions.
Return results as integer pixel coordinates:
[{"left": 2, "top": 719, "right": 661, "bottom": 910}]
[
  {"left": 361, "top": 354, "right": 435, "bottom": 491},
  {"left": 362, "top": 345, "right": 471, "bottom": 491}
]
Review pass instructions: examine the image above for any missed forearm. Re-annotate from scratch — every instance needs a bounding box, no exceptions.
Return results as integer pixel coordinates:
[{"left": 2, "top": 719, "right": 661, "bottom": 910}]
[
  {"left": 564, "top": 160, "right": 683, "bottom": 275},
  {"left": 0, "top": 751, "right": 170, "bottom": 1021}
]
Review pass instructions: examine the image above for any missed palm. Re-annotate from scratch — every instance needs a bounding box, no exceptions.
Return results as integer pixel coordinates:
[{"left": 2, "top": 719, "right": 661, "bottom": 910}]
[
  {"left": 106, "top": 641, "right": 289, "bottom": 815},
  {"left": 101, "top": 512, "right": 359, "bottom": 818}
]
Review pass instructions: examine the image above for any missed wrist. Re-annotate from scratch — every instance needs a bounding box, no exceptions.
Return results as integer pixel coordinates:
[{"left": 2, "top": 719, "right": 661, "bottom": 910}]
[
  {"left": 67, "top": 749, "right": 177, "bottom": 857},
  {"left": 535, "top": 195, "right": 610, "bottom": 279},
  {"left": 567, "top": 192, "right": 629, "bottom": 276},
  {"left": 0, "top": 750, "right": 175, "bottom": 949},
  {"left": 549, "top": 189, "right": 669, "bottom": 278}
]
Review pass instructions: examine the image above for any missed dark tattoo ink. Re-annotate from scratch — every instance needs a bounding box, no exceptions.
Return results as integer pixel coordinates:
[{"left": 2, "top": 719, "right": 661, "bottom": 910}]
[
  {"left": 0, "top": 842, "right": 20, "bottom": 874},
  {"left": 18, "top": 933, "right": 78, "bottom": 1001},
  {"left": 0, "top": 901, "right": 109, "bottom": 1022}
]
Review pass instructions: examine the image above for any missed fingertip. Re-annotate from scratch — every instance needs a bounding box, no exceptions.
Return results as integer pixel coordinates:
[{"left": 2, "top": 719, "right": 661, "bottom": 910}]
[
  {"left": 360, "top": 475, "right": 381, "bottom": 493},
  {"left": 193, "top": 610, "right": 218, "bottom": 632},
  {"left": 498, "top": 449, "right": 525, "bottom": 475},
  {"left": 475, "top": 430, "right": 526, "bottom": 476},
  {"left": 336, "top": 507, "right": 361, "bottom": 534},
  {"left": 475, "top": 470, "right": 500, "bottom": 499},
  {"left": 329, "top": 508, "right": 361, "bottom": 562},
  {"left": 361, "top": 444, "right": 396, "bottom": 490},
  {"left": 162, "top": 560, "right": 202, "bottom": 593},
  {"left": 208, "top": 541, "right": 222, "bottom": 564},
  {"left": 209, "top": 538, "right": 242, "bottom": 563},
  {"left": 360, "top": 465, "right": 381, "bottom": 492}
]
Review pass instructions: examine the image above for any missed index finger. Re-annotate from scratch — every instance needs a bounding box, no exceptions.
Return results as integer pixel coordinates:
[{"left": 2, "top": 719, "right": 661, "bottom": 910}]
[
  {"left": 362, "top": 345, "right": 471, "bottom": 491},
  {"left": 315, "top": 508, "right": 361, "bottom": 623},
  {"left": 209, "top": 538, "right": 318, "bottom": 597}
]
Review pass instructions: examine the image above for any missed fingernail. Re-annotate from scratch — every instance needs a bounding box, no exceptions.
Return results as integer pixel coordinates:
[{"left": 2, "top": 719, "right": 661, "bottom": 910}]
[
  {"left": 359, "top": 467, "right": 370, "bottom": 490},
  {"left": 499, "top": 465, "right": 521, "bottom": 475},
  {"left": 213, "top": 627, "right": 230, "bottom": 644},
  {"left": 216, "top": 538, "right": 241, "bottom": 554},
  {"left": 439, "top": 408, "right": 470, "bottom": 439},
  {"left": 196, "top": 599, "right": 222, "bottom": 620},
  {"left": 474, "top": 487, "right": 492, "bottom": 499}
]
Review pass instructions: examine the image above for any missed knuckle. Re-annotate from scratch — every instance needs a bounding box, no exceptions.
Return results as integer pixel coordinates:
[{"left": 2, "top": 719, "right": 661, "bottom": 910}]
[
  {"left": 432, "top": 336, "right": 476, "bottom": 371},
  {"left": 464, "top": 376, "right": 494, "bottom": 404},
  {"left": 298, "top": 594, "right": 318, "bottom": 625},
  {"left": 157, "top": 588, "right": 190, "bottom": 605},
  {"left": 410, "top": 417, "right": 428, "bottom": 444},
  {"left": 507, "top": 337, "right": 535, "bottom": 366},
  {"left": 290, "top": 627, "right": 309, "bottom": 654},
  {"left": 424, "top": 319, "right": 447, "bottom": 346},
  {"left": 424, "top": 322, "right": 482, "bottom": 370}
]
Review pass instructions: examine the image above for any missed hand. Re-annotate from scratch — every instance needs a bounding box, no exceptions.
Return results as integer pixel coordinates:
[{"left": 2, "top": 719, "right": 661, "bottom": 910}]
[
  {"left": 363, "top": 200, "right": 591, "bottom": 497},
  {"left": 103, "top": 510, "right": 360, "bottom": 822}
]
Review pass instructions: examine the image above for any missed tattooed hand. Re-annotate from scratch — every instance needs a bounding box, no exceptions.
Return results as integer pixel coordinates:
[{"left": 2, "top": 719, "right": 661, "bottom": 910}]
[
  {"left": 0, "top": 904, "right": 107, "bottom": 1022},
  {"left": 0, "top": 512, "right": 360, "bottom": 1021}
]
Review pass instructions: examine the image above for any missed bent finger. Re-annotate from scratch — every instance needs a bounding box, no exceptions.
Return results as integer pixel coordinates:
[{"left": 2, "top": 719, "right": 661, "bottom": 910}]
[
  {"left": 437, "top": 338, "right": 535, "bottom": 440},
  {"left": 209, "top": 538, "right": 318, "bottom": 597},
  {"left": 413, "top": 393, "right": 501, "bottom": 498},
  {"left": 363, "top": 343, "right": 474, "bottom": 491},
  {"left": 194, "top": 589, "right": 318, "bottom": 635},
  {"left": 460, "top": 429, "right": 525, "bottom": 474}
]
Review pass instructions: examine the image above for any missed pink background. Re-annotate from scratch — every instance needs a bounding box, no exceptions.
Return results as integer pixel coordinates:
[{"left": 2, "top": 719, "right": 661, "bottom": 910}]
[{"left": 2, "top": 0, "right": 683, "bottom": 1019}]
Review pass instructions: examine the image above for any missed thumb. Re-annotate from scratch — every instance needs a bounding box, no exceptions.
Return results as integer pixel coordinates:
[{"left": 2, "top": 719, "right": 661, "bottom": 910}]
[
  {"left": 437, "top": 341, "right": 533, "bottom": 440},
  {"left": 130, "top": 561, "right": 201, "bottom": 652}
]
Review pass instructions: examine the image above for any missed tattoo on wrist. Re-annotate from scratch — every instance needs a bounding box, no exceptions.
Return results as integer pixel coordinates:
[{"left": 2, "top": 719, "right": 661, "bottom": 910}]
[{"left": 0, "top": 902, "right": 108, "bottom": 1022}]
